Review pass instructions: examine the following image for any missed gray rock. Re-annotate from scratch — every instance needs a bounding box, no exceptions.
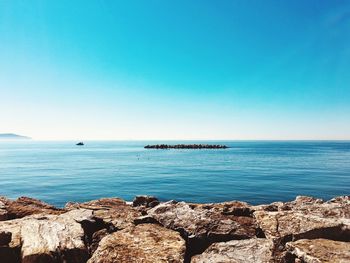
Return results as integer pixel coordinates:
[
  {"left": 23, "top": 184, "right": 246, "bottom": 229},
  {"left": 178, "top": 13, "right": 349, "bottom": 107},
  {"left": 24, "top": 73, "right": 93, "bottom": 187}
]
[{"left": 191, "top": 238, "right": 273, "bottom": 263}]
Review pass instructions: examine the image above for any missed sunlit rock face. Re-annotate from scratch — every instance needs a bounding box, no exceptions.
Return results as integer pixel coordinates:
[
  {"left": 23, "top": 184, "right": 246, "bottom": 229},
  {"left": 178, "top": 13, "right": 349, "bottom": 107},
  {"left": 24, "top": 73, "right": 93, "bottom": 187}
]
[
  {"left": 286, "top": 239, "right": 350, "bottom": 263},
  {"left": 191, "top": 238, "right": 273, "bottom": 263},
  {"left": 0, "top": 195, "right": 349, "bottom": 263},
  {"left": 87, "top": 224, "right": 186, "bottom": 263}
]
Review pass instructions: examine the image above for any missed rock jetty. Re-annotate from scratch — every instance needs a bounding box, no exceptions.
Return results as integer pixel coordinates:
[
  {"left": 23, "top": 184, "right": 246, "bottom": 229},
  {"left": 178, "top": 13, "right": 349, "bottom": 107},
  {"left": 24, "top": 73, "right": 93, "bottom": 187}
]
[
  {"left": 0, "top": 195, "right": 349, "bottom": 263},
  {"left": 144, "top": 144, "right": 229, "bottom": 149}
]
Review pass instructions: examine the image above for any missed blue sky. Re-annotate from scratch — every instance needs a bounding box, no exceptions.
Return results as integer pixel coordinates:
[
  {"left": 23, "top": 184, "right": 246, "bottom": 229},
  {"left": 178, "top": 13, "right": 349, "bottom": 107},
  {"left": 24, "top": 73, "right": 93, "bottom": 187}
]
[{"left": 1, "top": 0, "right": 349, "bottom": 140}]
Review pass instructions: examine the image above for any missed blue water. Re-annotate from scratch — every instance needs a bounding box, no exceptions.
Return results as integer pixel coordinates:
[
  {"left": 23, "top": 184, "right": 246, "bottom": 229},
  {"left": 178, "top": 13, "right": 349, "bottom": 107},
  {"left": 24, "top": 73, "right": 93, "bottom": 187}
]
[{"left": 0, "top": 141, "right": 349, "bottom": 207}]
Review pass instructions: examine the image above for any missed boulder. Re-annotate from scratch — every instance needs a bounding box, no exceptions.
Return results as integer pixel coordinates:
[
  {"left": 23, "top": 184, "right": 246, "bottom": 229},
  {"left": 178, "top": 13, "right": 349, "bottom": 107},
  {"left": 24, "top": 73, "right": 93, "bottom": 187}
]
[
  {"left": 65, "top": 198, "right": 140, "bottom": 230},
  {"left": 88, "top": 223, "right": 186, "bottom": 263},
  {"left": 0, "top": 200, "right": 8, "bottom": 221},
  {"left": 286, "top": 238, "right": 350, "bottom": 263},
  {"left": 147, "top": 200, "right": 258, "bottom": 256},
  {"left": 0, "top": 196, "right": 63, "bottom": 219},
  {"left": 132, "top": 195, "right": 159, "bottom": 208},
  {"left": 0, "top": 209, "right": 93, "bottom": 263},
  {"left": 254, "top": 195, "right": 350, "bottom": 242},
  {"left": 191, "top": 238, "right": 273, "bottom": 263},
  {"left": 66, "top": 197, "right": 143, "bottom": 254},
  {"left": 253, "top": 195, "right": 350, "bottom": 261}
]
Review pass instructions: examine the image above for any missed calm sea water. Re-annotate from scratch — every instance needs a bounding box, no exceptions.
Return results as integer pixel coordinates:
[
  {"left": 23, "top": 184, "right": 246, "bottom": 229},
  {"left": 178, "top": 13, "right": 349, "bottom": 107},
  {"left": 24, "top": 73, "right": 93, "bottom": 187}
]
[{"left": 0, "top": 141, "right": 349, "bottom": 207}]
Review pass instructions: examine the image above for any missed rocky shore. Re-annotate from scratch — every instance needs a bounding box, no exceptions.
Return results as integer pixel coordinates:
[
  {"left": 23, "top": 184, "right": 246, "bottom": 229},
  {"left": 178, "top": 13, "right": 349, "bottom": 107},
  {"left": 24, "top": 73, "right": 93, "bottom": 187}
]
[
  {"left": 144, "top": 144, "right": 228, "bottom": 149},
  {"left": 0, "top": 195, "right": 349, "bottom": 263}
]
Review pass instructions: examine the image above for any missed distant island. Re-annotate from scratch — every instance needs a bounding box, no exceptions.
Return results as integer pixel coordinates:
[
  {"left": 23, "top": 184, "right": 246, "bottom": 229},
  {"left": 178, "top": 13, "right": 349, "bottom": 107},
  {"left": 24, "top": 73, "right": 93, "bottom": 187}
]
[
  {"left": 0, "top": 133, "right": 31, "bottom": 140},
  {"left": 144, "top": 144, "right": 229, "bottom": 149}
]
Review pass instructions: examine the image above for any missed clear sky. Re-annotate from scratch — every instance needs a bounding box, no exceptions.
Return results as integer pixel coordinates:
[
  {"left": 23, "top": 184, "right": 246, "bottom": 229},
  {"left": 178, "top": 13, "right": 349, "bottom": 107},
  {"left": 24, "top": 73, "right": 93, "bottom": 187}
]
[{"left": 1, "top": 1, "right": 349, "bottom": 140}]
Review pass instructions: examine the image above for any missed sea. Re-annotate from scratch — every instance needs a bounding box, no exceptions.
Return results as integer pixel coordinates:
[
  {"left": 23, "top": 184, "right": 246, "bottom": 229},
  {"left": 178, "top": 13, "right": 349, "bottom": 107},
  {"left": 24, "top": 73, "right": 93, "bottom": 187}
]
[{"left": 0, "top": 141, "right": 349, "bottom": 207}]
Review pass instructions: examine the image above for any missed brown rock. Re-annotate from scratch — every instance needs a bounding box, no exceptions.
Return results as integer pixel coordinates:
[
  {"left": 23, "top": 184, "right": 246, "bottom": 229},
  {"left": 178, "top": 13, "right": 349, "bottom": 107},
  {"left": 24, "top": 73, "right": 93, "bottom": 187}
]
[
  {"left": 66, "top": 198, "right": 141, "bottom": 230},
  {"left": 286, "top": 238, "right": 350, "bottom": 263},
  {"left": 254, "top": 195, "right": 350, "bottom": 242},
  {"left": 147, "top": 201, "right": 258, "bottom": 256},
  {"left": 254, "top": 196, "right": 350, "bottom": 262},
  {"left": 0, "top": 209, "right": 93, "bottom": 263},
  {"left": 132, "top": 195, "right": 159, "bottom": 208},
  {"left": 191, "top": 238, "right": 273, "bottom": 263},
  {"left": 1, "top": 196, "right": 63, "bottom": 219},
  {"left": 88, "top": 224, "right": 186, "bottom": 263},
  {"left": 0, "top": 200, "right": 8, "bottom": 221},
  {"left": 65, "top": 198, "right": 126, "bottom": 210}
]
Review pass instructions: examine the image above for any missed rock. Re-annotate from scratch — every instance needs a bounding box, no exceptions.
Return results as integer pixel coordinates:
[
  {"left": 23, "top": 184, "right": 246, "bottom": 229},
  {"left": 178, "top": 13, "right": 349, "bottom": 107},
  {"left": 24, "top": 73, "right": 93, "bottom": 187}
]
[
  {"left": 88, "top": 223, "right": 186, "bottom": 263},
  {"left": 191, "top": 238, "right": 273, "bottom": 263},
  {"left": 66, "top": 198, "right": 141, "bottom": 230},
  {"left": 286, "top": 238, "right": 350, "bottom": 263},
  {"left": 132, "top": 195, "right": 159, "bottom": 208},
  {"left": 65, "top": 197, "right": 143, "bottom": 255},
  {"left": 0, "top": 209, "right": 93, "bottom": 263},
  {"left": 134, "top": 215, "right": 160, "bottom": 225},
  {"left": 0, "top": 196, "right": 63, "bottom": 219},
  {"left": 253, "top": 195, "right": 350, "bottom": 261},
  {"left": 147, "top": 200, "right": 258, "bottom": 256},
  {"left": 65, "top": 198, "right": 127, "bottom": 210},
  {"left": 254, "top": 195, "right": 350, "bottom": 242},
  {"left": 0, "top": 200, "right": 8, "bottom": 221}
]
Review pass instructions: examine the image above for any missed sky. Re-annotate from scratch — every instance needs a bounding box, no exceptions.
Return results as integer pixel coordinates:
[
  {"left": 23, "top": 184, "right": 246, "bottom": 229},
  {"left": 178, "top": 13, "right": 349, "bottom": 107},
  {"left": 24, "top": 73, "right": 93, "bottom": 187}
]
[{"left": 0, "top": 0, "right": 350, "bottom": 140}]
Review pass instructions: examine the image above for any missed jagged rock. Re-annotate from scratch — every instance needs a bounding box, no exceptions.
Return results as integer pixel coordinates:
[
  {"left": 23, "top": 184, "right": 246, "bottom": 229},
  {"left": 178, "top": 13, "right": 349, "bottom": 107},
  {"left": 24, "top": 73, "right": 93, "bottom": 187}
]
[
  {"left": 66, "top": 198, "right": 141, "bottom": 230},
  {"left": 191, "top": 238, "right": 273, "bottom": 263},
  {"left": 286, "top": 238, "right": 350, "bottom": 263},
  {"left": 0, "top": 195, "right": 349, "bottom": 263},
  {"left": 132, "top": 195, "right": 159, "bottom": 208},
  {"left": 147, "top": 200, "right": 257, "bottom": 256},
  {"left": 0, "top": 196, "right": 63, "bottom": 219},
  {"left": 0, "top": 200, "right": 8, "bottom": 221},
  {"left": 0, "top": 209, "right": 93, "bottom": 263},
  {"left": 88, "top": 223, "right": 186, "bottom": 263},
  {"left": 254, "top": 195, "right": 350, "bottom": 241},
  {"left": 65, "top": 198, "right": 126, "bottom": 210},
  {"left": 253, "top": 196, "right": 350, "bottom": 262}
]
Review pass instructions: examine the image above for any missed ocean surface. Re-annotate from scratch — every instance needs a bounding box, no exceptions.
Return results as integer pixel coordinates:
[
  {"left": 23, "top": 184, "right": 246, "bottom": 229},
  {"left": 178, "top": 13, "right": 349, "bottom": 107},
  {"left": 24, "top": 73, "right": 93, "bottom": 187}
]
[{"left": 0, "top": 141, "right": 349, "bottom": 207}]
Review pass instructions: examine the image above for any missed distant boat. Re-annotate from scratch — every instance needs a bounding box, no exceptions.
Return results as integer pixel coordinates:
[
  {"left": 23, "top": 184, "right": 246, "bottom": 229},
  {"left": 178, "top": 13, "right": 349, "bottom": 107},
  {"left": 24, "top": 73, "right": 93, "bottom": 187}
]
[{"left": 76, "top": 142, "right": 84, "bottom": 146}]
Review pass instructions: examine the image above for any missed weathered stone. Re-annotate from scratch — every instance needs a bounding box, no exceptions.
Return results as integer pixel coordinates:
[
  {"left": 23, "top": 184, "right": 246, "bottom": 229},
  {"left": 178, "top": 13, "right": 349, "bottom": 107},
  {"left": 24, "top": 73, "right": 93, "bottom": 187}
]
[
  {"left": 147, "top": 200, "right": 257, "bottom": 256},
  {"left": 191, "top": 238, "right": 273, "bottom": 263},
  {"left": 65, "top": 198, "right": 126, "bottom": 210},
  {"left": 254, "top": 196, "right": 350, "bottom": 262},
  {"left": 0, "top": 196, "right": 63, "bottom": 219},
  {"left": 0, "top": 209, "right": 93, "bottom": 263},
  {"left": 286, "top": 238, "right": 350, "bottom": 263},
  {"left": 88, "top": 224, "right": 186, "bottom": 263},
  {"left": 66, "top": 198, "right": 141, "bottom": 230},
  {"left": 132, "top": 195, "right": 159, "bottom": 208},
  {"left": 0, "top": 200, "right": 8, "bottom": 221},
  {"left": 134, "top": 215, "right": 160, "bottom": 225},
  {"left": 254, "top": 195, "right": 350, "bottom": 242}
]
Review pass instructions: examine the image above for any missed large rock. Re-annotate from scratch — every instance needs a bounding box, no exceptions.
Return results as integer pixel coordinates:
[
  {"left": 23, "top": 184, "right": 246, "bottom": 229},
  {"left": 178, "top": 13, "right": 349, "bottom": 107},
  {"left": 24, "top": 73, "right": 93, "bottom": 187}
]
[
  {"left": 191, "top": 238, "right": 273, "bottom": 263},
  {"left": 88, "top": 223, "right": 186, "bottom": 263},
  {"left": 132, "top": 195, "right": 159, "bottom": 208},
  {"left": 0, "top": 209, "right": 93, "bottom": 263},
  {"left": 0, "top": 196, "right": 63, "bottom": 219},
  {"left": 253, "top": 196, "right": 350, "bottom": 262},
  {"left": 286, "top": 238, "right": 350, "bottom": 263},
  {"left": 254, "top": 196, "right": 350, "bottom": 242},
  {"left": 66, "top": 198, "right": 143, "bottom": 254},
  {"left": 66, "top": 198, "right": 141, "bottom": 230},
  {"left": 147, "top": 200, "right": 258, "bottom": 256},
  {"left": 0, "top": 200, "right": 8, "bottom": 221}
]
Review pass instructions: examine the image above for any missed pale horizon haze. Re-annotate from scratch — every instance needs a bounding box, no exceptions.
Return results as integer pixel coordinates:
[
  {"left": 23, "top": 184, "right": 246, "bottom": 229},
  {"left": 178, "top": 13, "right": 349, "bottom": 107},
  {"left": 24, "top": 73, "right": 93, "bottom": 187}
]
[{"left": 1, "top": 1, "right": 350, "bottom": 140}]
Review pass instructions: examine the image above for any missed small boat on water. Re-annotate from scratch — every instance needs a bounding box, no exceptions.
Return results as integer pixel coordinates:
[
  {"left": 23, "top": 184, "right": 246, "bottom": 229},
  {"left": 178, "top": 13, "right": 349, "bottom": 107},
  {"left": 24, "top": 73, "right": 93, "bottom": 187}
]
[{"left": 76, "top": 142, "right": 84, "bottom": 146}]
